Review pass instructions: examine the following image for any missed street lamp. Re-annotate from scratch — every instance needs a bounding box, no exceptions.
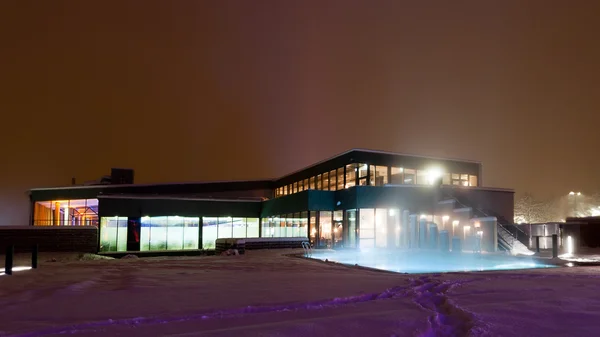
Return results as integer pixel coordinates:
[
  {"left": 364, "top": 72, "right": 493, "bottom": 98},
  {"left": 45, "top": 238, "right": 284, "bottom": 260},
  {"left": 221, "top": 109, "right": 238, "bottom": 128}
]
[{"left": 569, "top": 192, "right": 582, "bottom": 217}]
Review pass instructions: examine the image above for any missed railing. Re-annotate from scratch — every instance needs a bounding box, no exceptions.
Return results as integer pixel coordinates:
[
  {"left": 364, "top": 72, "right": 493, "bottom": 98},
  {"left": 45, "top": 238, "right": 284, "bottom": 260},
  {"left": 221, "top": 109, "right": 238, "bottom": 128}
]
[
  {"left": 301, "top": 241, "right": 312, "bottom": 257},
  {"left": 442, "top": 192, "right": 533, "bottom": 255}
]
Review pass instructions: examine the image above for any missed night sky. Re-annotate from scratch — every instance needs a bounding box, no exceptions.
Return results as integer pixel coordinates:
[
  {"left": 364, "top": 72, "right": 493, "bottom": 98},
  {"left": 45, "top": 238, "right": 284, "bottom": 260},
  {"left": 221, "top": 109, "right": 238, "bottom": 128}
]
[{"left": 1, "top": 1, "right": 599, "bottom": 225}]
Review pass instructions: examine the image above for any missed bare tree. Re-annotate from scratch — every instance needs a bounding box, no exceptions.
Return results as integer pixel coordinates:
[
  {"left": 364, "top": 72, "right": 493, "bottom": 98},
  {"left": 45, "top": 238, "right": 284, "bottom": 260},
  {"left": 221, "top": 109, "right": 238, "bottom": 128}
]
[{"left": 514, "top": 193, "right": 553, "bottom": 223}]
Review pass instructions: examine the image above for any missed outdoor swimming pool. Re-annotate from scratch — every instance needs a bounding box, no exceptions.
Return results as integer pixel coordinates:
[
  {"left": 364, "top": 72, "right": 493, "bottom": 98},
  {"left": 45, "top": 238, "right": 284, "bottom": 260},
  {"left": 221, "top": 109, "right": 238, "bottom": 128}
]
[{"left": 310, "top": 249, "right": 557, "bottom": 273}]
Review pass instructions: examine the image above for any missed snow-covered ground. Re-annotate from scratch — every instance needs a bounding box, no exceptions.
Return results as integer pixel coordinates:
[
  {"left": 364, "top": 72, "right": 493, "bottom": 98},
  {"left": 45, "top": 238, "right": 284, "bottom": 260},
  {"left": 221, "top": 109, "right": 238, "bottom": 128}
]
[{"left": 1, "top": 250, "right": 600, "bottom": 336}]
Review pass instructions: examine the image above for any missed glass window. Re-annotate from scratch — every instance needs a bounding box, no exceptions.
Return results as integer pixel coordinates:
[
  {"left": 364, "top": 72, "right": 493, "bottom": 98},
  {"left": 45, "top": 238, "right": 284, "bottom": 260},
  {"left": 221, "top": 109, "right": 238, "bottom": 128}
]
[
  {"left": 286, "top": 214, "right": 294, "bottom": 237},
  {"left": 293, "top": 182, "right": 298, "bottom": 194},
  {"left": 232, "top": 217, "right": 246, "bottom": 238},
  {"left": 202, "top": 217, "right": 218, "bottom": 249},
  {"left": 261, "top": 218, "right": 271, "bottom": 238},
  {"left": 291, "top": 213, "right": 300, "bottom": 237},
  {"left": 166, "top": 216, "right": 184, "bottom": 250},
  {"left": 218, "top": 217, "right": 233, "bottom": 239},
  {"left": 140, "top": 216, "right": 168, "bottom": 251},
  {"left": 337, "top": 168, "right": 344, "bottom": 190},
  {"left": 322, "top": 172, "right": 329, "bottom": 191},
  {"left": 33, "top": 199, "right": 99, "bottom": 227},
  {"left": 275, "top": 215, "right": 286, "bottom": 237},
  {"left": 247, "top": 218, "right": 260, "bottom": 238},
  {"left": 390, "top": 167, "right": 403, "bottom": 184},
  {"left": 404, "top": 169, "right": 416, "bottom": 184},
  {"left": 329, "top": 170, "right": 336, "bottom": 190},
  {"left": 443, "top": 173, "right": 451, "bottom": 185},
  {"left": 358, "top": 164, "right": 368, "bottom": 178},
  {"left": 316, "top": 174, "right": 322, "bottom": 190},
  {"left": 319, "top": 211, "right": 333, "bottom": 247},
  {"left": 309, "top": 176, "right": 315, "bottom": 190},
  {"left": 183, "top": 217, "right": 200, "bottom": 249},
  {"left": 303, "top": 179, "right": 309, "bottom": 190},
  {"left": 371, "top": 166, "right": 388, "bottom": 186},
  {"left": 99, "top": 216, "right": 128, "bottom": 252},
  {"left": 359, "top": 209, "right": 375, "bottom": 248},
  {"left": 298, "top": 180, "right": 304, "bottom": 192},
  {"left": 299, "top": 211, "right": 308, "bottom": 238},
  {"left": 346, "top": 209, "right": 357, "bottom": 248},
  {"left": 345, "top": 164, "right": 357, "bottom": 188},
  {"left": 309, "top": 212, "right": 317, "bottom": 245},
  {"left": 469, "top": 175, "right": 478, "bottom": 187},
  {"left": 375, "top": 209, "right": 388, "bottom": 248},
  {"left": 416, "top": 170, "right": 428, "bottom": 185}
]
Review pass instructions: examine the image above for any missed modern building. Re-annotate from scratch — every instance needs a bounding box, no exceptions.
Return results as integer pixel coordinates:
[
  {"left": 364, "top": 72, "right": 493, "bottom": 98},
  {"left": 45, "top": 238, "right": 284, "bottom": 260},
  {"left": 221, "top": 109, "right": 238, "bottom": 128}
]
[{"left": 28, "top": 149, "right": 517, "bottom": 253}]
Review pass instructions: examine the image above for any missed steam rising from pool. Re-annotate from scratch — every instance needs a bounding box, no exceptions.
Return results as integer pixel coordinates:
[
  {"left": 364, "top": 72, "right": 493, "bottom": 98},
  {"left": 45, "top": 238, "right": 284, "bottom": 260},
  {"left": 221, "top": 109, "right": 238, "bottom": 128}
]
[{"left": 311, "top": 250, "right": 555, "bottom": 273}]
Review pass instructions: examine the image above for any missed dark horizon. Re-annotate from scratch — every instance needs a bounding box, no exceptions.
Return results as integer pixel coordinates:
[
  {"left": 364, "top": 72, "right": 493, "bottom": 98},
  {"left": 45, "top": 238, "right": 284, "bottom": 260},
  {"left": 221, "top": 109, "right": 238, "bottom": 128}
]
[{"left": 1, "top": 1, "right": 600, "bottom": 225}]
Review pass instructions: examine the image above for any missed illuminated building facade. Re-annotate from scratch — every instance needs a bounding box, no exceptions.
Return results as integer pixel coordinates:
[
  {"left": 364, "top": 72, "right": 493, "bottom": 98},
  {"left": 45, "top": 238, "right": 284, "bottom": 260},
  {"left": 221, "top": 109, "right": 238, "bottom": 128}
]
[{"left": 28, "top": 149, "right": 515, "bottom": 253}]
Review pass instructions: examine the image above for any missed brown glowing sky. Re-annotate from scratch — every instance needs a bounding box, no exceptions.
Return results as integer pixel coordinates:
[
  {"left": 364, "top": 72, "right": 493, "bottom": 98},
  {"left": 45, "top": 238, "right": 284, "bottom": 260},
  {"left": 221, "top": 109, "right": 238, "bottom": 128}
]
[{"left": 1, "top": 1, "right": 599, "bottom": 225}]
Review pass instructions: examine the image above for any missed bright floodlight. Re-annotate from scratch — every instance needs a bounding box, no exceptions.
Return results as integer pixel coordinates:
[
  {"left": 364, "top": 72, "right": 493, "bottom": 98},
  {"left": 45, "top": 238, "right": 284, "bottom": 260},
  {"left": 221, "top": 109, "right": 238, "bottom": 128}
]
[
  {"left": 569, "top": 191, "right": 575, "bottom": 195},
  {"left": 427, "top": 168, "right": 443, "bottom": 185},
  {"left": 442, "top": 215, "right": 450, "bottom": 221},
  {"left": 577, "top": 192, "right": 582, "bottom": 196}
]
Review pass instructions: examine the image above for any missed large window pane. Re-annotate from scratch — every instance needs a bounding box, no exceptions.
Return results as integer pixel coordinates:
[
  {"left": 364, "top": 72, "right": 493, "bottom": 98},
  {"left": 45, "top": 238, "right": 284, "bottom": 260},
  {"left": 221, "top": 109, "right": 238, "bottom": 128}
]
[
  {"left": 322, "top": 172, "right": 329, "bottom": 191},
  {"left": 232, "top": 217, "right": 246, "bottom": 238},
  {"left": 183, "top": 217, "right": 200, "bottom": 249},
  {"left": 146, "top": 216, "right": 168, "bottom": 250},
  {"left": 309, "top": 177, "right": 315, "bottom": 189},
  {"left": 291, "top": 213, "right": 300, "bottom": 237},
  {"left": 346, "top": 210, "right": 357, "bottom": 248},
  {"left": 319, "top": 211, "right": 332, "bottom": 247},
  {"left": 309, "top": 212, "right": 317, "bottom": 245},
  {"left": 371, "top": 166, "right": 388, "bottom": 186},
  {"left": 345, "top": 164, "right": 357, "bottom": 188},
  {"left": 404, "top": 169, "right": 416, "bottom": 184},
  {"left": 375, "top": 209, "right": 388, "bottom": 248},
  {"left": 390, "top": 167, "right": 403, "bottom": 184},
  {"left": 299, "top": 211, "right": 308, "bottom": 238},
  {"left": 358, "top": 164, "right": 368, "bottom": 178},
  {"left": 202, "top": 217, "right": 218, "bottom": 249},
  {"left": 329, "top": 170, "right": 336, "bottom": 190},
  {"left": 247, "top": 218, "right": 260, "bottom": 238},
  {"left": 100, "top": 217, "right": 118, "bottom": 252},
  {"left": 167, "top": 216, "right": 184, "bottom": 250},
  {"left": 337, "top": 168, "right": 344, "bottom": 190},
  {"left": 416, "top": 170, "right": 428, "bottom": 185},
  {"left": 469, "top": 175, "right": 478, "bottom": 187},
  {"left": 218, "top": 217, "right": 233, "bottom": 239},
  {"left": 33, "top": 199, "right": 99, "bottom": 227},
  {"left": 359, "top": 209, "right": 375, "bottom": 249},
  {"left": 316, "top": 174, "right": 322, "bottom": 190}
]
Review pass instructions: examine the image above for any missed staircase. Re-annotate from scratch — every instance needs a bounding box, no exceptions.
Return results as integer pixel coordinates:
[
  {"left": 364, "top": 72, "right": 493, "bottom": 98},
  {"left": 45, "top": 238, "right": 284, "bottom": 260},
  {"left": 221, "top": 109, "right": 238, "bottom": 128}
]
[{"left": 442, "top": 194, "right": 534, "bottom": 256}]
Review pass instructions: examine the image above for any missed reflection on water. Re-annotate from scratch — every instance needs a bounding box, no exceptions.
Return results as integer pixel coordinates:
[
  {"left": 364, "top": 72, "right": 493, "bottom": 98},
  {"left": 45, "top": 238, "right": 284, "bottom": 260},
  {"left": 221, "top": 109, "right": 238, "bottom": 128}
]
[{"left": 311, "top": 250, "right": 556, "bottom": 274}]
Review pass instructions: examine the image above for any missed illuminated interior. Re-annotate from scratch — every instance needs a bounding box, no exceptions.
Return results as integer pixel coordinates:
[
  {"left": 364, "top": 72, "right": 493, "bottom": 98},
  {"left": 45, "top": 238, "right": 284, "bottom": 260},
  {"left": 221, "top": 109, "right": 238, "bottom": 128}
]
[
  {"left": 99, "top": 216, "right": 128, "bottom": 252},
  {"left": 274, "top": 163, "right": 479, "bottom": 198},
  {"left": 33, "top": 199, "right": 99, "bottom": 226},
  {"left": 202, "top": 217, "right": 259, "bottom": 250},
  {"left": 260, "top": 212, "right": 309, "bottom": 239}
]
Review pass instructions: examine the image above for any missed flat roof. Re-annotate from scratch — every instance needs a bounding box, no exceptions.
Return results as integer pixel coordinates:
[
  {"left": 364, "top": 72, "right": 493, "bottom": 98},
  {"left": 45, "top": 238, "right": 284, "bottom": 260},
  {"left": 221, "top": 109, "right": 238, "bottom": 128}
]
[{"left": 97, "top": 195, "right": 265, "bottom": 203}]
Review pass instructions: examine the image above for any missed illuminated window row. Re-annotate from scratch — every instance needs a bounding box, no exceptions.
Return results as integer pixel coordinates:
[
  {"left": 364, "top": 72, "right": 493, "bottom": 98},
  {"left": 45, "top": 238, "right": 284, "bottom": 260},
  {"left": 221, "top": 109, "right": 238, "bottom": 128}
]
[
  {"left": 274, "top": 165, "right": 479, "bottom": 197},
  {"left": 261, "top": 212, "right": 309, "bottom": 238},
  {"left": 99, "top": 216, "right": 260, "bottom": 252},
  {"left": 33, "top": 199, "right": 99, "bottom": 226}
]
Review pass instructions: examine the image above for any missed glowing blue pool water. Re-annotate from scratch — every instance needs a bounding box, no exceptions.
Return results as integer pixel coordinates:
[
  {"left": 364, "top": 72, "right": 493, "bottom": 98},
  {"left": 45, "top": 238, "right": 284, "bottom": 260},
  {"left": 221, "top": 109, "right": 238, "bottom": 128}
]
[{"left": 310, "top": 250, "right": 557, "bottom": 273}]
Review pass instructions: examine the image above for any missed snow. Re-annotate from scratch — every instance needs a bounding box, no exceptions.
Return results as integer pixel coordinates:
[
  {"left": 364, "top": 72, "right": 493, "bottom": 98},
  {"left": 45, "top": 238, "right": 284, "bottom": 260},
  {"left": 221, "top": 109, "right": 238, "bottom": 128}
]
[{"left": 1, "top": 249, "right": 600, "bottom": 336}]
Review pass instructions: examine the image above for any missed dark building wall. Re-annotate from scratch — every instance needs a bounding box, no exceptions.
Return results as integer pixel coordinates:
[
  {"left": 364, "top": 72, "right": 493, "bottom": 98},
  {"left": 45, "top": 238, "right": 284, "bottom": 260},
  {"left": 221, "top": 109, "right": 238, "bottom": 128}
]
[
  {"left": 30, "top": 180, "right": 273, "bottom": 202},
  {"left": 98, "top": 197, "right": 262, "bottom": 218},
  {"left": 260, "top": 190, "right": 336, "bottom": 217},
  {"left": 442, "top": 187, "right": 514, "bottom": 223},
  {"left": 0, "top": 226, "right": 98, "bottom": 253}
]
